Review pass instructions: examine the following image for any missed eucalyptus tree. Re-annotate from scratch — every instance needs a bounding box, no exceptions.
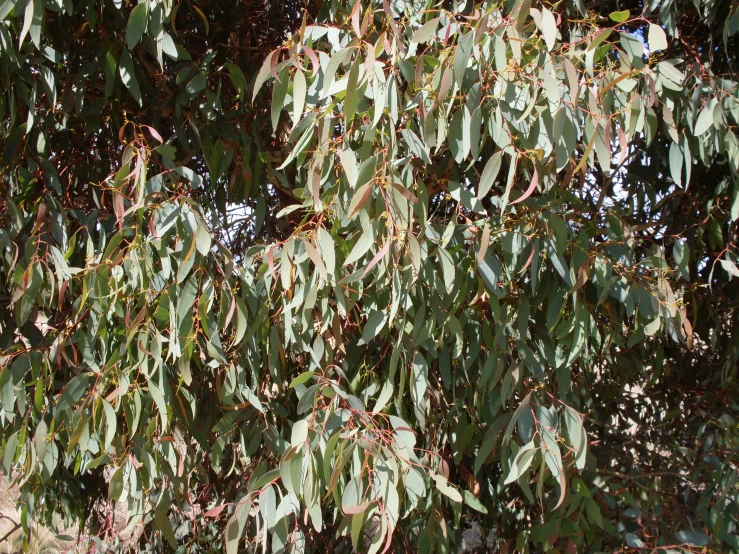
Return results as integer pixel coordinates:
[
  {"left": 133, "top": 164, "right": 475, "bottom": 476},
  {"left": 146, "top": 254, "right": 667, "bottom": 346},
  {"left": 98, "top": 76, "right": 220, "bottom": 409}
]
[{"left": 1, "top": 0, "right": 739, "bottom": 552}]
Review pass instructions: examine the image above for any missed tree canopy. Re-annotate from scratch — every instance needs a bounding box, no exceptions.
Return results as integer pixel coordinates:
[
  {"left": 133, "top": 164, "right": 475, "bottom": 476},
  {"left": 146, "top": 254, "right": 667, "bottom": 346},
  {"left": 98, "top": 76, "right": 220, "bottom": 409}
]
[{"left": 1, "top": 0, "right": 739, "bottom": 552}]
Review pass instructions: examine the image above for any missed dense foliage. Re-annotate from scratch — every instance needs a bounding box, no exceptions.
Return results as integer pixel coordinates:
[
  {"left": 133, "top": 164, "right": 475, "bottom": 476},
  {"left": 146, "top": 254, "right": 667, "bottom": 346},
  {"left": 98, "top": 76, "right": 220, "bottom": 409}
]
[{"left": 2, "top": 0, "right": 739, "bottom": 551}]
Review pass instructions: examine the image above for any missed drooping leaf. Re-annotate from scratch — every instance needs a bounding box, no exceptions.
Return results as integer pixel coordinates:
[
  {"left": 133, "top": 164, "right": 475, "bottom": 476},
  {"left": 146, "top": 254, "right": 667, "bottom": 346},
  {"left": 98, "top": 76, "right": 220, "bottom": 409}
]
[
  {"left": 126, "top": 3, "right": 148, "bottom": 49},
  {"left": 647, "top": 23, "right": 668, "bottom": 51}
]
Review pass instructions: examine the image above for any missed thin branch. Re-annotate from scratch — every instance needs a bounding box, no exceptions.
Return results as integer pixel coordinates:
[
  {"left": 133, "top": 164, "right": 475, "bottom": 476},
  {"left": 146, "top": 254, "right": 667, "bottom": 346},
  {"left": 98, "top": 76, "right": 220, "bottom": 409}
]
[{"left": 0, "top": 513, "right": 21, "bottom": 544}]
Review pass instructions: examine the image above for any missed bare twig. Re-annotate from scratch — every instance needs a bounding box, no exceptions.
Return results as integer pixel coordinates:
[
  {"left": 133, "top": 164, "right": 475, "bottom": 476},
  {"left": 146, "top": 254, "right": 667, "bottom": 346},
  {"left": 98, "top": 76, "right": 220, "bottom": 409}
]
[{"left": 0, "top": 512, "right": 21, "bottom": 544}]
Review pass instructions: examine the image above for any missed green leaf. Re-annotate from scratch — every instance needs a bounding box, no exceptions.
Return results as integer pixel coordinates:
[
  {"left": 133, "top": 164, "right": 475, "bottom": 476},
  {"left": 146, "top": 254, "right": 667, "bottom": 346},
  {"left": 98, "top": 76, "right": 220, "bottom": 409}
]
[
  {"left": 195, "top": 221, "right": 211, "bottom": 256},
  {"left": 102, "top": 399, "right": 117, "bottom": 451},
  {"left": 2, "top": 432, "right": 18, "bottom": 474},
  {"left": 721, "top": 259, "right": 739, "bottom": 278},
  {"left": 454, "top": 31, "right": 474, "bottom": 81},
  {"left": 56, "top": 374, "right": 90, "bottom": 413},
  {"left": 449, "top": 109, "right": 466, "bottom": 163},
  {"left": 585, "top": 497, "right": 603, "bottom": 527},
  {"left": 432, "top": 474, "right": 462, "bottom": 503},
  {"left": 186, "top": 72, "right": 207, "bottom": 96},
  {"left": 291, "top": 419, "right": 309, "bottom": 447},
  {"left": 401, "top": 129, "right": 431, "bottom": 164},
  {"left": 564, "top": 407, "right": 587, "bottom": 470},
  {"left": 320, "top": 47, "right": 353, "bottom": 98},
  {"left": 290, "top": 371, "right": 315, "bottom": 388},
  {"left": 625, "top": 533, "right": 645, "bottom": 549},
  {"left": 359, "top": 310, "right": 387, "bottom": 345},
  {"left": 2, "top": 4, "right": 738, "bottom": 551},
  {"left": 344, "top": 57, "right": 361, "bottom": 126},
  {"left": 271, "top": 65, "right": 290, "bottom": 133},
  {"left": 448, "top": 180, "right": 485, "bottom": 215},
  {"left": 176, "top": 233, "right": 197, "bottom": 283},
  {"left": 383, "top": 486, "right": 399, "bottom": 533},
  {"left": 658, "top": 60, "right": 685, "bottom": 84},
  {"left": 19, "top": 0, "right": 34, "bottom": 46},
  {"left": 108, "top": 467, "right": 124, "bottom": 501},
  {"left": 609, "top": 10, "right": 630, "bottom": 23},
  {"left": 252, "top": 51, "right": 275, "bottom": 102},
  {"left": 669, "top": 141, "right": 683, "bottom": 187},
  {"left": 224, "top": 501, "right": 251, "bottom": 554},
  {"left": 250, "top": 469, "right": 280, "bottom": 492},
  {"left": 347, "top": 182, "right": 373, "bottom": 219},
  {"left": 292, "top": 68, "right": 307, "bottom": 127},
  {"left": 474, "top": 432, "right": 496, "bottom": 476},
  {"left": 647, "top": 23, "right": 668, "bottom": 51},
  {"left": 342, "top": 474, "right": 363, "bottom": 511},
  {"left": 160, "top": 31, "right": 178, "bottom": 60},
  {"left": 297, "top": 385, "right": 318, "bottom": 414},
  {"left": 323, "top": 432, "right": 342, "bottom": 484},
  {"left": 371, "top": 381, "right": 393, "bottom": 413},
  {"left": 337, "top": 148, "right": 358, "bottom": 187},
  {"left": 463, "top": 490, "right": 488, "bottom": 514},
  {"left": 281, "top": 447, "right": 303, "bottom": 496},
  {"left": 478, "top": 151, "right": 502, "bottom": 199},
  {"left": 34, "top": 418, "right": 48, "bottom": 463},
  {"left": 438, "top": 247, "right": 455, "bottom": 293},
  {"left": 225, "top": 63, "right": 247, "bottom": 100},
  {"left": 40, "top": 66, "right": 56, "bottom": 107},
  {"left": 694, "top": 98, "right": 717, "bottom": 136},
  {"left": 587, "top": 28, "right": 612, "bottom": 51},
  {"left": 126, "top": 3, "right": 148, "bottom": 49},
  {"left": 0, "top": 0, "right": 14, "bottom": 19},
  {"left": 540, "top": 7, "right": 557, "bottom": 50},
  {"left": 149, "top": 381, "right": 169, "bottom": 431},
  {"left": 674, "top": 531, "right": 711, "bottom": 547},
  {"left": 119, "top": 49, "right": 142, "bottom": 105},
  {"left": 541, "top": 428, "right": 563, "bottom": 481},
  {"left": 345, "top": 227, "right": 375, "bottom": 266},
  {"left": 572, "top": 477, "right": 591, "bottom": 497},
  {"left": 155, "top": 491, "right": 178, "bottom": 549},
  {"left": 504, "top": 440, "right": 536, "bottom": 484},
  {"left": 303, "top": 239, "right": 327, "bottom": 281},
  {"left": 152, "top": 202, "right": 179, "bottom": 237},
  {"left": 67, "top": 410, "right": 88, "bottom": 453},
  {"left": 411, "top": 353, "right": 428, "bottom": 412},
  {"left": 15, "top": 262, "right": 43, "bottom": 326},
  {"left": 317, "top": 227, "right": 335, "bottom": 276},
  {"left": 533, "top": 520, "right": 561, "bottom": 545},
  {"left": 504, "top": 392, "right": 532, "bottom": 443},
  {"left": 412, "top": 17, "right": 439, "bottom": 43}
]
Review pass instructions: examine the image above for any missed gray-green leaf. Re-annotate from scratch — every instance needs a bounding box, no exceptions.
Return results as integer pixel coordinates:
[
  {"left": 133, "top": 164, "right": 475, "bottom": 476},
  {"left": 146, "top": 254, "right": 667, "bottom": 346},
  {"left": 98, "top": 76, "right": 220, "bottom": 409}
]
[{"left": 126, "top": 3, "right": 148, "bottom": 50}]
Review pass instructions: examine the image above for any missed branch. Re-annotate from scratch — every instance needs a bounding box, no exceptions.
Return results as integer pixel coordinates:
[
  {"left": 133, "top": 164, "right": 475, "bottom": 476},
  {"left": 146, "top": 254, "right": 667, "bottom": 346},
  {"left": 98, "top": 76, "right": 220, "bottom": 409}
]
[{"left": 0, "top": 513, "right": 21, "bottom": 544}]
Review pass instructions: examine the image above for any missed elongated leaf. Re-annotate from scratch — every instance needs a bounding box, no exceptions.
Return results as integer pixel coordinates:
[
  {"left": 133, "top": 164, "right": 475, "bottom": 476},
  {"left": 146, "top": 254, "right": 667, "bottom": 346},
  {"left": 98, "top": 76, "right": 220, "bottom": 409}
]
[
  {"left": 291, "top": 420, "right": 309, "bottom": 447},
  {"left": 108, "top": 467, "right": 124, "bottom": 501},
  {"left": 463, "top": 490, "right": 488, "bottom": 514},
  {"left": 674, "top": 531, "right": 711, "bottom": 547},
  {"left": 478, "top": 152, "right": 502, "bottom": 199},
  {"left": 19, "top": 0, "right": 33, "bottom": 46},
  {"left": 695, "top": 98, "right": 717, "bottom": 136},
  {"left": 540, "top": 8, "right": 556, "bottom": 51},
  {"left": 432, "top": 474, "right": 462, "bottom": 503},
  {"left": 252, "top": 50, "right": 278, "bottom": 102},
  {"left": 413, "top": 17, "right": 440, "bottom": 43},
  {"left": 292, "top": 68, "right": 307, "bottom": 127},
  {"left": 119, "top": 49, "right": 142, "bottom": 105},
  {"left": 127, "top": 3, "right": 148, "bottom": 49},
  {"left": 303, "top": 239, "right": 327, "bottom": 281},
  {"left": 225, "top": 63, "right": 247, "bottom": 99}
]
